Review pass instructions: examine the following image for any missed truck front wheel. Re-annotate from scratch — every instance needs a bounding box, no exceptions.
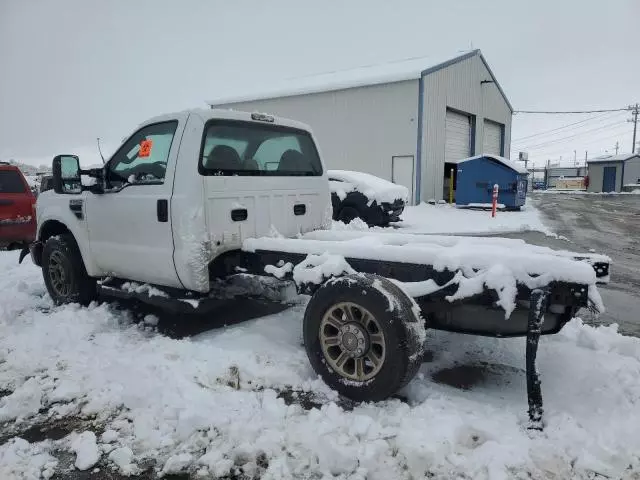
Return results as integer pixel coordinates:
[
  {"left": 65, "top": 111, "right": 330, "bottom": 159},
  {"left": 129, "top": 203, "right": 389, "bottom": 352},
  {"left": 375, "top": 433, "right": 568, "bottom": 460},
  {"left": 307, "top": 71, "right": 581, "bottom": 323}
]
[
  {"left": 42, "top": 234, "right": 97, "bottom": 306},
  {"left": 303, "top": 274, "right": 425, "bottom": 402}
]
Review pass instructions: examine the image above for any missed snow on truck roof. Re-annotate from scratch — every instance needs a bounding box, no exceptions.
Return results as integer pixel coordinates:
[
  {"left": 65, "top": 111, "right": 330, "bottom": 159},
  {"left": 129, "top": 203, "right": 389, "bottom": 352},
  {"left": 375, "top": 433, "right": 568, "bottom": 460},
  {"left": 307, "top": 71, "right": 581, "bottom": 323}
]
[
  {"left": 452, "top": 154, "right": 528, "bottom": 174},
  {"left": 207, "top": 49, "right": 512, "bottom": 110}
]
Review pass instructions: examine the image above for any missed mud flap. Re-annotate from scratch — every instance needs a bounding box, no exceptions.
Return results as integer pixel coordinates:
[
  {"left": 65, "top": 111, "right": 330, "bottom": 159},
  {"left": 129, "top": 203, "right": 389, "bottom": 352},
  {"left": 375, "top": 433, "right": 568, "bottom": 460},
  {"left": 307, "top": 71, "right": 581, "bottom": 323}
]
[
  {"left": 18, "top": 245, "right": 30, "bottom": 264},
  {"left": 527, "top": 288, "right": 549, "bottom": 430}
]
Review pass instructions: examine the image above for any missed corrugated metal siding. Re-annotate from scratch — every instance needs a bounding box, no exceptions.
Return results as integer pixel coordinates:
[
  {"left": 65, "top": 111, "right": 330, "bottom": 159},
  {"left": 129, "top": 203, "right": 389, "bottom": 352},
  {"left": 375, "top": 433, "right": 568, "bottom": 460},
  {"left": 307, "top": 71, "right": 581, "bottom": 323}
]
[
  {"left": 210, "top": 80, "right": 419, "bottom": 194},
  {"left": 482, "top": 120, "right": 502, "bottom": 156},
  {"left": 420, "top": 55, "right": 512, "bottom": 200},
  {"left": 211, "top": 53, "right": 512, "bottom": 202},
  {"left": 623, "top": 157, "right": 640, "bottom": 185},
  {"left": 546, "top": 167, "right": 587, "bottom": 188},
  {"left": 444, "top": 110, "right": 472, "bottom": 163}
]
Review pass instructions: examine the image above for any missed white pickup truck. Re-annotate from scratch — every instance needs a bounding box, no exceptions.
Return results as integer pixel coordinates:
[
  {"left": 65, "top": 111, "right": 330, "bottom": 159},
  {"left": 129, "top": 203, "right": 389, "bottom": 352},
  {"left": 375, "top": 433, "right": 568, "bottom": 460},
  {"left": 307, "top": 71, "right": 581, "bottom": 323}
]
[{"left": 27, "top": 108, "right": 609, "bottom": 425}]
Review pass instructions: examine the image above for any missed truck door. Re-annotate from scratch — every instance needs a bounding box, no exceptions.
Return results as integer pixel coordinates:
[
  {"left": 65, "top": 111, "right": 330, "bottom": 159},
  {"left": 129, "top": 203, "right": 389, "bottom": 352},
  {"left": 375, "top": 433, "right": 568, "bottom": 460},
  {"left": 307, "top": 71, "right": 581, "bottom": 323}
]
[{"left": 84, "top": 115, "right": 187, "bottom": 288}]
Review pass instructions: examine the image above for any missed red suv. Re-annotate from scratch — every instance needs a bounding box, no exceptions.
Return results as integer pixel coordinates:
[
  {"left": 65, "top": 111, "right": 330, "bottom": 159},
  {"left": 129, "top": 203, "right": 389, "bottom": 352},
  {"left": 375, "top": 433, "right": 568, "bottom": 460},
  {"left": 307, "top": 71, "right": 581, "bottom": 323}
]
[{"left": 0, "top": 162, "right": 36, "bottom": 250}]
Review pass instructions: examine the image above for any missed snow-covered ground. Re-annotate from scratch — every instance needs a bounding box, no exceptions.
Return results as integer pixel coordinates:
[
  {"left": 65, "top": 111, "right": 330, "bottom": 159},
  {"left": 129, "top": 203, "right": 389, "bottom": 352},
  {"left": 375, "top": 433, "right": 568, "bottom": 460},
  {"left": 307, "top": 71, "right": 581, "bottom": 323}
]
[
  {"left": 394, "top": 201, "right": 552, "bottom": 235},
  {"left": 538, "top": 189, "right": 640, "bottom": 195},
  {"left": 1, "top": 251, "right": 640, "bottom": 479}
]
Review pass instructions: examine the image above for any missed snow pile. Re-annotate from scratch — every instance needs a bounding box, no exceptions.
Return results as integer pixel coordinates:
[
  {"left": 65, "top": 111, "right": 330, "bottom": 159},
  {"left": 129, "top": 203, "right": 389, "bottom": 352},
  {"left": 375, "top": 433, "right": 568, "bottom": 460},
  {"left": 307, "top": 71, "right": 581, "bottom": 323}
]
[
  {"left": 0, "top": 251, "right": 639, "bottom": 478},
  {"left": 119, "top": 281, "right": 168, "bottom": 298},
  {"left": 398, "top": 201, "right": 552, "bottom": 235},
  {"left": 0, "top": 438, "right": 57, "bottom": 480},
  {"left": 264, "top": 261, "right": 293, "bottom": 279},
  {"left": 291, "top": 253, "right": 356, "bottom": 286},
  {"left": 331, "top": 217, "right": 372, "bottom": 231},
  {"left": 70, "top": 431, "right": 100, "bottom": 470},
  {"left": 328, "top": 170, "right": 409, "bottom": 204}
]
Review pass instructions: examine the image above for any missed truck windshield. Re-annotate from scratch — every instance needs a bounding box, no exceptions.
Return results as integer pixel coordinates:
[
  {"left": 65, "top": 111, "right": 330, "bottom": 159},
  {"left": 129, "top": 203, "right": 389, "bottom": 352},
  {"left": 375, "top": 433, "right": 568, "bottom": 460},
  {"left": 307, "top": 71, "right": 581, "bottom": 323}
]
[{"left": 199, "top": 121, "right": 323, "bottom": 176}]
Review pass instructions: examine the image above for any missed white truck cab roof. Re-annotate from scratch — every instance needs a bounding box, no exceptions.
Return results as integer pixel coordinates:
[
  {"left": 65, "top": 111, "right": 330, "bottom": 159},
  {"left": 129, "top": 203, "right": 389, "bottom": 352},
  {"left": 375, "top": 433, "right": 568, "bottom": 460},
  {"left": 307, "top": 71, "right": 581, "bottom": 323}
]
[{"left": 139, "top": 108, "right": 315, "bottom": 136}]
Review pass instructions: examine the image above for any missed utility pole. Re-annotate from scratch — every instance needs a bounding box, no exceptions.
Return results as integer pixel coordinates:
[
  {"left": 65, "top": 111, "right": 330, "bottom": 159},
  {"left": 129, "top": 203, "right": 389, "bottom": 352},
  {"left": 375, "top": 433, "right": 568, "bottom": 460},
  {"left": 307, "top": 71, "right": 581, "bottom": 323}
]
[
  {"left": 629, "top": 103, "right": 639, "bottom": 154},
  {"left": 574, "top": 150, "right": 577, "bottom": 166},
  {"left": 615, "top": 141, "right": 619, "bottom": 155},
  {"left": 585, "top": 150, "right": 588, "bottom": 166}
]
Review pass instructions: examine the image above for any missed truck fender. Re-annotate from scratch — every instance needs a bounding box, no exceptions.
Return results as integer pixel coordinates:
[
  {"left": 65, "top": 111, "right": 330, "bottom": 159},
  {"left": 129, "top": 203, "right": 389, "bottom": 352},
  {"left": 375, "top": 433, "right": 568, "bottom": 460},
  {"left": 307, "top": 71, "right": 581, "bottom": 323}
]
[{"left": 36, "top": 208, "right": 101, "bottom": 277}]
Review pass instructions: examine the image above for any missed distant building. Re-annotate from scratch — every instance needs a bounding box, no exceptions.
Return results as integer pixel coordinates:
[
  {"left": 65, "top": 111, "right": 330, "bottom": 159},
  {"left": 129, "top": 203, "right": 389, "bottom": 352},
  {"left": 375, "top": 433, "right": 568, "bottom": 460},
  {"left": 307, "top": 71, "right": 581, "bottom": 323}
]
[
  {"left": 587, "top": 154, "right": 640, "bottom": 192},
  {"left": 208, "top": 49, "right": 513, "bottom": 203},
  {"left": 545, "top": 167, "right": 587, "bottom": 189}
]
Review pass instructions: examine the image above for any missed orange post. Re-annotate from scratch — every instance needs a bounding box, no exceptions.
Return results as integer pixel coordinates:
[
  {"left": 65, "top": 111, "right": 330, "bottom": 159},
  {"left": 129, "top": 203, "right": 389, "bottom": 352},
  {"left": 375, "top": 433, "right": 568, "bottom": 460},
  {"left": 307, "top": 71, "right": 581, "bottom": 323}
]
[{"left": 491, "top": 184, "right": 499, "bottom": 218}]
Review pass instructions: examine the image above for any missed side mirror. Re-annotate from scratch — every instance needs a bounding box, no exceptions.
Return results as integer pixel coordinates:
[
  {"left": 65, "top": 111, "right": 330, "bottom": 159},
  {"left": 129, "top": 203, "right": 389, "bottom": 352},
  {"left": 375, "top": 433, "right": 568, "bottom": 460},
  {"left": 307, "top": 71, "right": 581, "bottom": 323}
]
[{"left": 52, "top": 155, "right": 82, "bottom": 194}]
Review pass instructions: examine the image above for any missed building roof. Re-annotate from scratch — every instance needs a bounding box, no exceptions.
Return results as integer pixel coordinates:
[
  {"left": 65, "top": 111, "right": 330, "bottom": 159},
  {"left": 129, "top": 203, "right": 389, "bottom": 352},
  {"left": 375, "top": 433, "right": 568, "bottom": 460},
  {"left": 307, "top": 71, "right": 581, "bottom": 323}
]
[
  {"left": 208, "top": 49, "right": 513, "bottom": 111},
  {"left": 451, "top": 154, "right": 528, "bottom": 174},
  {"left": 587, "top": 153, "right": 640, "bottom": 164}
]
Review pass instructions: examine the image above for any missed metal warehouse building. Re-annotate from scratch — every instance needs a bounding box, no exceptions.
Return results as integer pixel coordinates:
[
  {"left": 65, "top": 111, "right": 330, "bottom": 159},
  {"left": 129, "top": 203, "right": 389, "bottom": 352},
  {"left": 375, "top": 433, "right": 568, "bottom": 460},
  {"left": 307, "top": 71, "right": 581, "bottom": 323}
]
[
  {"left": 587, "top": 154, "right": 640, "bottom": 192},
  {"left": 208, "top": 49, "right": 513, "bottom": 203},
  {"left": 545, "top": 166, "right": 587, "bottom": 189}
]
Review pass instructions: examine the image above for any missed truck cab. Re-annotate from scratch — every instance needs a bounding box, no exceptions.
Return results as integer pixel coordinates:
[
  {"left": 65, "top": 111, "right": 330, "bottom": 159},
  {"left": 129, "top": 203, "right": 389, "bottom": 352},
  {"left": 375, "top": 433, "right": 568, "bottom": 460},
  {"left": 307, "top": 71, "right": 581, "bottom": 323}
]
[{"left": 33, "top": 109, "right": 331, "bottom": 298}]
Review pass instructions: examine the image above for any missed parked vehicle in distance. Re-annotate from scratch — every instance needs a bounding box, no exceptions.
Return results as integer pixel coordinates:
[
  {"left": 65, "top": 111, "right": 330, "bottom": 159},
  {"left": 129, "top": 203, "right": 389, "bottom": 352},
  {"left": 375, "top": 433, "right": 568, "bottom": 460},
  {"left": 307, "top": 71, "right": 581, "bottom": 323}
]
[
  {"left": 39, "top": 175, "right": 54, "bottom": 194},
  {"left": 25, "top": 109, "right": 609, "bottom": 414},
  {"left": 532, "top": 180, "right": 546, "bottom": 190},
  {"left": 0, "top": 162, "right": 36, "bottom": 250},
  {"left": 328, "top": 170, "right": 407, "bottom": 226}
]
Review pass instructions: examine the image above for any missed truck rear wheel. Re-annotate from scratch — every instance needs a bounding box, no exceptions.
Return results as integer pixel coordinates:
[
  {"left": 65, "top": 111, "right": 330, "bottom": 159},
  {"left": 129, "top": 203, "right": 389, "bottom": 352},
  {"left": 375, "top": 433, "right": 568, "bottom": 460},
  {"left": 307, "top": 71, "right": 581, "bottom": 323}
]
[
  {"left": 42, "top": 234, "right": 97, "bottom": 306},
  {"left": 303, "top": 274, "right": 425, "bottom": 402}
]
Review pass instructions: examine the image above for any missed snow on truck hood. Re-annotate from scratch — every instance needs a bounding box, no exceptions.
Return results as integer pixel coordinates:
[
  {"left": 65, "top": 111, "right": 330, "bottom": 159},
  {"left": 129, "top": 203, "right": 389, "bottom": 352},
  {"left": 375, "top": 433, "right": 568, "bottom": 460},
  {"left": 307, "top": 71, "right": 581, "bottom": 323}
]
[{"left": 328, "top": 170, "right": 409, "bottom": 204}]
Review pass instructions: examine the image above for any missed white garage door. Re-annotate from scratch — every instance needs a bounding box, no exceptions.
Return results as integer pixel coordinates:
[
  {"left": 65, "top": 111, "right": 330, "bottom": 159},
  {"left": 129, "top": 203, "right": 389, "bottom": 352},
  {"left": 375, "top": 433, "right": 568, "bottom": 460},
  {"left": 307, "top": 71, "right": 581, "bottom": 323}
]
[
  {"left": 445, "top": 110, "right": 472, "bottom": 163},
  {"left": 483, "top": 120, "right": 503, "bottom": 156}
]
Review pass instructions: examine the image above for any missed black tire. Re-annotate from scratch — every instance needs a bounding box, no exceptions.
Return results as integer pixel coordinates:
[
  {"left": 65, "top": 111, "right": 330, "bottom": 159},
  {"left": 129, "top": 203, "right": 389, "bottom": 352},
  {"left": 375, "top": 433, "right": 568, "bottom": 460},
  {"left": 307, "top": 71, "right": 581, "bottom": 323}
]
[
  {"left": 364, "top": 207, "right": 387, "bottom": 227},
  {"left": 337, "top": 206, "right": 360, "bottom": 224},
  {"left": 303, "top": 274, "right": 425, "bottom": 402},
  {"left": 42, "top": 234, "right": 97, "bottom": 306}
]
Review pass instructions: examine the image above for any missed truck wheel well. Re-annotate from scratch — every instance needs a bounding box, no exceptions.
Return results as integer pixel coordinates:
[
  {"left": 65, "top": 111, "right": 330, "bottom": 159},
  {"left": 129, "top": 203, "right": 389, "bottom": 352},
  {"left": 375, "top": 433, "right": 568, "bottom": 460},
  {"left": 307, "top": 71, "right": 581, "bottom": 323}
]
[{"left": 39, "top": 220, "right": 71, "bottom": 243}]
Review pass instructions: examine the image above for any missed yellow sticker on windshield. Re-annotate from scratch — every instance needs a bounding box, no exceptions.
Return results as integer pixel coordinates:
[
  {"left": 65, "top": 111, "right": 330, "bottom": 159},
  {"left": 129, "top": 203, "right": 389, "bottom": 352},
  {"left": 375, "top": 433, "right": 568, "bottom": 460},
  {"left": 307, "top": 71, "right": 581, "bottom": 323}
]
[{"left": 139, "top": 139, "right": 153, "bottom": 158}]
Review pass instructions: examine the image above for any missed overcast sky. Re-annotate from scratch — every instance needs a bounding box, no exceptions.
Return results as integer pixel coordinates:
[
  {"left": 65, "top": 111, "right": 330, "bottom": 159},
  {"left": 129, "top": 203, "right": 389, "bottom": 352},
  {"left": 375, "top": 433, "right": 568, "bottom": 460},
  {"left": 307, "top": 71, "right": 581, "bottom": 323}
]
[{"left": 1, "top": 0, "right": 638, "bottom": 168}]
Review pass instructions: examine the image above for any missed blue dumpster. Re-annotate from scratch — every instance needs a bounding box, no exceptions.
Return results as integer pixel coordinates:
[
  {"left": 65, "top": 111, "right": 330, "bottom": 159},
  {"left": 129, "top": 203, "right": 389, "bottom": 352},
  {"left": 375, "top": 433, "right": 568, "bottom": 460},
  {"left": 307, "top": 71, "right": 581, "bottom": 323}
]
[{"left": 453, "top": 155, "right": 528, "bottom": 210}]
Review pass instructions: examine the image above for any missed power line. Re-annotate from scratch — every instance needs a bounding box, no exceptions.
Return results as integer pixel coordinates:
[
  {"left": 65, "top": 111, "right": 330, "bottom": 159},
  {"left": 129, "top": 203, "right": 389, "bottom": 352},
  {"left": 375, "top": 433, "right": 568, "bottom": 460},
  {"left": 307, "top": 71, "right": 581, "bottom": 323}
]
[
  {"left": 514, "top": 107, "right": 630, "bottom": 114},
  {"left": 525, "top": 128, "right": 631, "bottom": 156},
  {"left": 520, "top": 121, "right": 628, "bottom": 149},
  {"left": 512, "top": 111, "right": 623, "bottom": 143},
  {"left": 526, "top": 129, "right": 633, "bottom": 158}
]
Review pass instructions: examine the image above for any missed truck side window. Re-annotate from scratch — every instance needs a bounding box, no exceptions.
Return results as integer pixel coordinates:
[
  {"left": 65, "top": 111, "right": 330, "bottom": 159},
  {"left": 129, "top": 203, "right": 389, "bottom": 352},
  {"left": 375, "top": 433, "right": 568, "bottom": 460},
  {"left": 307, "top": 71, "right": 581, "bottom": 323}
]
[{"left": 107, "top": 121, "right": 178, "bottom": 188}]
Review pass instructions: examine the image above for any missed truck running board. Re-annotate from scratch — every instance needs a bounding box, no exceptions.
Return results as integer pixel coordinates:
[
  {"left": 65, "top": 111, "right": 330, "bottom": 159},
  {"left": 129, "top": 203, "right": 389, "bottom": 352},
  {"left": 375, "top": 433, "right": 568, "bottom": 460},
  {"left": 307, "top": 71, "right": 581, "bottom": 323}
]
[{"left": 97, "top": 275, "right": 295, "bottom": 313}]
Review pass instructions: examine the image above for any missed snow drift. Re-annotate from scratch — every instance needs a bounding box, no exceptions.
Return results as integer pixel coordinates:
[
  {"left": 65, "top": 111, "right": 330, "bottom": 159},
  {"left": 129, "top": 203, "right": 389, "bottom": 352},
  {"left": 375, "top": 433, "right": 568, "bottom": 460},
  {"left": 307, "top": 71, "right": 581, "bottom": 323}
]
[{"left": 1, "top": 251, "right": 638, "bottom": 479}]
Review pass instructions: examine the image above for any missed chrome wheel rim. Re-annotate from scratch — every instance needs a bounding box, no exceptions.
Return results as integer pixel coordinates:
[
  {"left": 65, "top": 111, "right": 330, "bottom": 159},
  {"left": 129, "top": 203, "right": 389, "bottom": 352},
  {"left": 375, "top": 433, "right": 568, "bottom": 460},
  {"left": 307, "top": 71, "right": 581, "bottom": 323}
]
[
  {"left": 319, "top": 302, "right": 386, "bottom": 382},
  {"left": 48, "top": 251, "right": 71, "bottom": 297}
]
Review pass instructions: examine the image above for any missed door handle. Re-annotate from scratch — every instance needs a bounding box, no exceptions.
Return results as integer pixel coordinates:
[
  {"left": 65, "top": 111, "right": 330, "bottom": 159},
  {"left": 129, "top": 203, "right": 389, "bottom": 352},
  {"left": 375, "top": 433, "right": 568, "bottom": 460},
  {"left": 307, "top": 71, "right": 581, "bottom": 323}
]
[
  {"left": 293, "top": 204, "right": 306, "bottom": 216},
  {"left": 231, "top": 208, "right": 248, "bottom": 221},
  {"left": 157, "top": 199, "right": 168, "bottom": 222}
]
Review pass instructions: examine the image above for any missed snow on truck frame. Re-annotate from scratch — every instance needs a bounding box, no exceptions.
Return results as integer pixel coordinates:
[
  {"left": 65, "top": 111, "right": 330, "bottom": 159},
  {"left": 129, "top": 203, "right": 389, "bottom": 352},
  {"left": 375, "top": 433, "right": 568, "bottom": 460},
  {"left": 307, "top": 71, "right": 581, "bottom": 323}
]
[{"left": 22, "top": 108, "right": 610, "bottom": 429}]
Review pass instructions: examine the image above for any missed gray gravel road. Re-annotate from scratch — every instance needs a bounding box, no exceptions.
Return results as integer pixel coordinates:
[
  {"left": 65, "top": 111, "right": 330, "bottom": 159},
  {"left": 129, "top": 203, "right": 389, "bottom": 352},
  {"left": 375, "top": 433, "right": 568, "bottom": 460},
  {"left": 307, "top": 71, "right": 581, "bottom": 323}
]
[{"left": 505, "top": 193, "right": 639, "bottom": 336}]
